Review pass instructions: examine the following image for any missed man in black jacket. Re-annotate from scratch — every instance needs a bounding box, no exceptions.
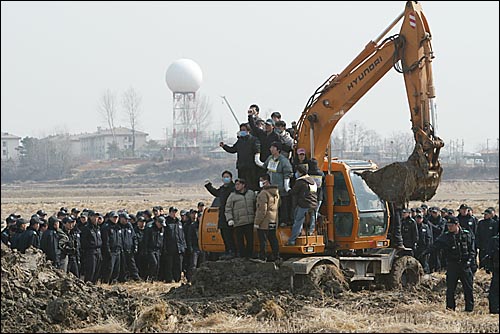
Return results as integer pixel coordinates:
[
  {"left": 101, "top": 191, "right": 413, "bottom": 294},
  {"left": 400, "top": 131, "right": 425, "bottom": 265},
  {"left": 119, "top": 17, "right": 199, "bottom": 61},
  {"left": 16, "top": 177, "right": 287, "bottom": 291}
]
[
  {"left": 220, "top": 123, "right": 262, "bottom": 191},
  {"left": 119, "top": 212, "right": 141, "bottom": 282},
  {"left": 100, "top": 211, "right": 122, "bottom": 284},
  {"left": 62, "top": 217, "right": 81, "bottom": 278},
  {"left": 186, "top": 209, "right": 204, "bottom": 282},
  {"left": 247, "top": 113, "right": 280, "bottom": 164},
  {"left": 424, "top": 216, "right": 476, "bottom": 312},
  {"left": 164, "top": 207, "right": 187, "bottom": 283},
  {"left": 17, "top": 215, "right": 41, "bottom": 253},
  {"left": 134, "top": 216, "right": 148, "bottom": 279},
  {"left": 80, "top": 211, "right": 103, "bottom": 283},
  {"left": 401, "top": 209, "right": 418, "bottom": 254},
  {"left": 143, "top": 216, "right": 165, "bottom": 282},
  {"left": 205, "top": 170, "right": 237, "bottom": 259},
  {"left": 40, "top": 216, "right": 69, "bottom": 270},
  {"left": 476, "top": 208, "right": 499, "bottom": 269}
]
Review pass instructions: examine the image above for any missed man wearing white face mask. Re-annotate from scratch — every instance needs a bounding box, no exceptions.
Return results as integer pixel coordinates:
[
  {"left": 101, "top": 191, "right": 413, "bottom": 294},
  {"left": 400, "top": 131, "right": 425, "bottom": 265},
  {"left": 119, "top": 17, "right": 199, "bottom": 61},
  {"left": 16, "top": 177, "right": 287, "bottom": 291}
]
[{"left": 219, "top": 123, "right": 262, "bottom": 191}]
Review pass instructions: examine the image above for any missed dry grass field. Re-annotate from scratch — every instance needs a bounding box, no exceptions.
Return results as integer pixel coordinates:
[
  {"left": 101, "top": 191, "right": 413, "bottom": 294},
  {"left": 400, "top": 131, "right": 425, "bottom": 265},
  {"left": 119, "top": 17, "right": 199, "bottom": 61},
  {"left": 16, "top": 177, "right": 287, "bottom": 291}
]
[{"left": 1, "top": 179, "right": 499, "bottom": 333}]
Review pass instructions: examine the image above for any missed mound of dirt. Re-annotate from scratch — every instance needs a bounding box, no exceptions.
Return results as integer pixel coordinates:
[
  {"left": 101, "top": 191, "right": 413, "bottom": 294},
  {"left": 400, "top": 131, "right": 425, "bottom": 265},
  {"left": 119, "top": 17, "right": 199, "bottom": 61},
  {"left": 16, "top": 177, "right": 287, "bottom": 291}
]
[
  {"left": 0, "top": 243, "right": 163, "bottom": 333},
  {"left": 2, "top": 243, "right": 498, "bottom": 333},
  {"left": 168, "top": 258, "right": 295, "bottom": 298}
]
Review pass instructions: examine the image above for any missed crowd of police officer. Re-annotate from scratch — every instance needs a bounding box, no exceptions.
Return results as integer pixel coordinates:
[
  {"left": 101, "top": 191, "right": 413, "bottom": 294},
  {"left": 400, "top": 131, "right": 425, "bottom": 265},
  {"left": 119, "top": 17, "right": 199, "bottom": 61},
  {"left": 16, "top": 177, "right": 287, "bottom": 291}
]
[
  {"left": 400, "top": 203, "right": 499, "bottom": 313},
  {"left": 1, "top": 203, "right": 207, "bottom": 285}
]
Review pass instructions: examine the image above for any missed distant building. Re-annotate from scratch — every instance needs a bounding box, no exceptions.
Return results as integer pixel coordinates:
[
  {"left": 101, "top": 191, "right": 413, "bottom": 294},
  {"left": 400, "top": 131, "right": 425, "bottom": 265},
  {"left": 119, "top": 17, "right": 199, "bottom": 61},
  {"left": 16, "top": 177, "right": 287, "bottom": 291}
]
[
  {"left": 1, "top": 132, "right": 21, "bottom": 161},
  {"left": 79, "top": 127, "right": 148, "bottom": 160}
]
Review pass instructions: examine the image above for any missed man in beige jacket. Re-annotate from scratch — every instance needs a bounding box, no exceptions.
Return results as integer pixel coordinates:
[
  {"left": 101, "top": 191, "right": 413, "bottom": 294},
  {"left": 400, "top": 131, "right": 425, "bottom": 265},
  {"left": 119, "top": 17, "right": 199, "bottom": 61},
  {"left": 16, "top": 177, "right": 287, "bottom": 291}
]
[
  {"left": 225, "top": 178, "right": 256, "bottom": 259},
  {"left": 253, "top": 173, "right": 280, "bottom": 263}
]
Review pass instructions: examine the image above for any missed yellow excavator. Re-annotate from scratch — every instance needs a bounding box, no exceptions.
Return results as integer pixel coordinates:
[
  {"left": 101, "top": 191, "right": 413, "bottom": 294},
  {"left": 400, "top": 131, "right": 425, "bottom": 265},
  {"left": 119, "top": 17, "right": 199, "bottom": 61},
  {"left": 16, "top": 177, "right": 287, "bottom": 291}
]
[{"left": 199, "top": 1, "right": 443, "bottom": 290}]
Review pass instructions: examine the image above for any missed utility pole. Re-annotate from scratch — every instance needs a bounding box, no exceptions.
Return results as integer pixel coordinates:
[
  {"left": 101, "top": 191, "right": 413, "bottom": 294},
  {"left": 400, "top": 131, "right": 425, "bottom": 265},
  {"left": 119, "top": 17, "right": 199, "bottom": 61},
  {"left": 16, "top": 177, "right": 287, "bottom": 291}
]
[
  {"left": 497, "top": 138, "right": 499, "bottom": 168},
  {"left": 486, "top": 138, "right": 490, "bottom": 163}
]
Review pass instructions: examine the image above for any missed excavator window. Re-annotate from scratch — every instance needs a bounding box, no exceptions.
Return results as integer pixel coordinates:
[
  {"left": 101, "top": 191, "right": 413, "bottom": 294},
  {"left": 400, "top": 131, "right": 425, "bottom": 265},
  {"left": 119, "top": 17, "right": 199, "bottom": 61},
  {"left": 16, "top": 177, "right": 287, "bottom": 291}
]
[
  {"left": 333, "top": 172, "right": 350, "bottom": 206},
  {"left": 357, "top": 212, "right": 387, "bottom": 237},
  {"left": 350, "top": 172, "right": 384, "bottom": 211},
  {"left": 350, "top": 171, "right": 388, "bottom": 237},
  {"left": 334, "top": 212, "right": 354, "bottom": 237}
]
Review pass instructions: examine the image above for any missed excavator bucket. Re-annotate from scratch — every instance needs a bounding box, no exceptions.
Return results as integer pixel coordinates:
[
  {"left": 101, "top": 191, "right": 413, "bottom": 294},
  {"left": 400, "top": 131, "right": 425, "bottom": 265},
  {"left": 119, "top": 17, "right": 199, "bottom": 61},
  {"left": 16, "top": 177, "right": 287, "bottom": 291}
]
[{"left": 360, "top": 143, "right": 442, "bottom": 205}]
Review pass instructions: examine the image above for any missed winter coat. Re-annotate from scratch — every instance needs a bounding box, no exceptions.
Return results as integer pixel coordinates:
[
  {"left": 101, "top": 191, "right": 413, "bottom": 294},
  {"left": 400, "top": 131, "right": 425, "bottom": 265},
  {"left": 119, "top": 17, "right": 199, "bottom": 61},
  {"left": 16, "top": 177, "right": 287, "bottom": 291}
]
[
  {"left": 205, "top": 182, "right": 235, "bottom": 228},
  {"left": 225, "top": 189, "right": 256, "bottom": 227},
  {"left": 248, "top": 114, "right": 280, "bottom": 162},
  {"left": 222, "top": 134, "right": 261, "bottom": 169},
  {"left": 416, "top": 222, "right": 433, "bottom": 256},
  {"left": 263, "top": 154, "right": 293, "bottom": 196},
  {"left": 101, "top": 222, "right": 123, "bottom": 257},
  {"left": 80, "top": 222, "right": 102, "bottom": 254},
  {"left": 40, "top": 227, "right": 69, "bottom": 265},
  {"left": 290, "top": 174, "right": 318, "bottom": 209},
  {"left": 476, "top": 218, "right": 499, "bottom": 250},
  {"left": 458, "top": 214, "right": 477, "bottom": 236},
  {"left": 120, "top": 221, "right": 138, "bottom": 253},
  {"left": 186, "top": 220, "right": 201, "bottom": 253},
  {"left": 164, "top": 216, "right": 187, "bottom": 255},
  {"left": 143, "top": 224, "right": 164, "bottom": 253},
  {"left": 401, "top": 216, "right": 418, "bottom": 251},
  {"left": 16, "top": 227, "right": 40, "bottom": 253},
  {"left": 254, "top": 185, "right": 280, "bottom": 230}
]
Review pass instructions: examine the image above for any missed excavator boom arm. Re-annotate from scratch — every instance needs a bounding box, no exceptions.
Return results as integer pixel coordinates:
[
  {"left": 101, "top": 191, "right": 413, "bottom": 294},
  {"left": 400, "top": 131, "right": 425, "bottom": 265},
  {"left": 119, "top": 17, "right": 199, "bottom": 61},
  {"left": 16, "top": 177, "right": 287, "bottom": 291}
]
[{"left": 296, "top": 1, "right": 443, "bottom": 204}]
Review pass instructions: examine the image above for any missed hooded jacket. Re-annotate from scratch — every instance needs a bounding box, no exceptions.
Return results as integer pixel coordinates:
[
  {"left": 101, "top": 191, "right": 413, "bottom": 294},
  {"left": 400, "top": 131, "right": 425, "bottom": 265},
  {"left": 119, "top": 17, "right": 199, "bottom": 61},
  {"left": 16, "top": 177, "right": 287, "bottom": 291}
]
[
  {"left": 254, "top": 185, "right": 280, "bottom": 230},
  {"left": 290, "top": 174, "right": 318, "bottom": 209}
]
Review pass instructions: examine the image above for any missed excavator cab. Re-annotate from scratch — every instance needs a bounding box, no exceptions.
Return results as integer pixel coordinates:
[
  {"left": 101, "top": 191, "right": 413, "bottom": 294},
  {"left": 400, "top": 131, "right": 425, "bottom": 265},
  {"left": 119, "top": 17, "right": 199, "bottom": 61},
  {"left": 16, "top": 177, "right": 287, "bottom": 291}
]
[{"left": 323, "top": 160, "right": 391, "bottom": 251}]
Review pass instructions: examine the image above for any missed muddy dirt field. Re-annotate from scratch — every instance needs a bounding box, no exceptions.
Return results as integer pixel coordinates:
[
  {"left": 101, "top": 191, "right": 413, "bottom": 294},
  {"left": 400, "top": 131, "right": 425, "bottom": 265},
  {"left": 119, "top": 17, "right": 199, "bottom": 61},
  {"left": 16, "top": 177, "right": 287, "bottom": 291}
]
[{"left": 1, "top": 180, "right": 499, "bottom": 333}]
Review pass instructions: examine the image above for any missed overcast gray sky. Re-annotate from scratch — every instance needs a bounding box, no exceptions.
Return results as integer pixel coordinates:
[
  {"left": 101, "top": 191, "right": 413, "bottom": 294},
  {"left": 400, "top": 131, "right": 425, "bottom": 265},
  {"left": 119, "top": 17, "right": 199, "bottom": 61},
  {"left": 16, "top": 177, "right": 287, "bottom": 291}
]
[{"left": 2, "top": 1, "right": 499, "bottom": 152}]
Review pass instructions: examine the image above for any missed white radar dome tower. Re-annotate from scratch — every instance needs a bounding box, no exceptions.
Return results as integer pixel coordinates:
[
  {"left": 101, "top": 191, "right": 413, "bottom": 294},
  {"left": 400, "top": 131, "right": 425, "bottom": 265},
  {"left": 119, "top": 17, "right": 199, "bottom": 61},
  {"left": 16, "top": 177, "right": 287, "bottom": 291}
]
[
  {"left": 165, "top": 58, "right": 203, "bottom": 93},
  {"left": 165, "top": 58, "right": 203, "bottom": 155}
]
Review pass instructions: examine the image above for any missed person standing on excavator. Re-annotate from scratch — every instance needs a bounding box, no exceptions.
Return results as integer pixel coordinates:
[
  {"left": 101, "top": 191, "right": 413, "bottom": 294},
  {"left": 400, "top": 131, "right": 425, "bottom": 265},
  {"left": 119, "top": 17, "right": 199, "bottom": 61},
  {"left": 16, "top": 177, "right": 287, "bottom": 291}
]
[
  {"left": 262, "top": 142, "right": 293, "bottom": 227},
  {"left": 287, "top": 164, "right": 317, "bottom": 246},
  {"left": 225, "top": 178, "right": 256, "bottom": 259},
  {"left": 204, "top": 170, "right": 237, "bottom": 259},
  {"left": 220, "top": 123, "right": 262, "bottom": 191},
  {"left": 248, "top": 106, "right": 280, "bottom": 164},
  {"left": 253, "top": 173, "right": 280, "bottom": 263}
]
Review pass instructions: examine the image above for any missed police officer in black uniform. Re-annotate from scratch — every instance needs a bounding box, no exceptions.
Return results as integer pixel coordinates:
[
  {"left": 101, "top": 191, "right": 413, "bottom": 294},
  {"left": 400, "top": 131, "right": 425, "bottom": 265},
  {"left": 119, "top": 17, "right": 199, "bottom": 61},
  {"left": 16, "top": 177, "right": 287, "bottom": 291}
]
[
  {"left": 428, "top": 207, "right": 446, "bottom": 272},
  {"left": 118, "top": 212, "right": 140, "bottom": 282},
  {"left": 134, "top": 216, "right": 148, "bottom": 279},
  {"left": 164, "top": 206, "right": 187, "bottom": 283},
  {"left": 483, "top": 232, "right": 499, "bottom": 314},
  {"left": 457, "top": 203, "right": 477, "bottom": 235},
  {"left": 100, "top": 211, "right": 122, "bottom": 284},
  {"left": 476, "top": 208, "right": 499, "bottom": 269},
  {"left": 424, "top": 216, "right": 476, "bottom": 312},
  {"left": 415, "top": 214, "right": 433, "bottom": 274},
  {"left": 401, "top": 208, "right": 418, "bottom": 254},
  {"left": 62, "top": 216, "right": 81, "bottom": 278},
  {"left": 143, "top": 215, "right": 165, "bottom": 281},
  {"left": 17, "top": 215, "right": 41, "bottom": 253},
  {"left": 80, "top": 210, "right": 103, "bottom": 283}
]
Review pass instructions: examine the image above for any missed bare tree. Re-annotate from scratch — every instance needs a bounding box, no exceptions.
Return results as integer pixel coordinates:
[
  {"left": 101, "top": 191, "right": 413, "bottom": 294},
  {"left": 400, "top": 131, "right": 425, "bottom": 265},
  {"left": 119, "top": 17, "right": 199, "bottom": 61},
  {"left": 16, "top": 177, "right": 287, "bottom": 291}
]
[
  {"left": 388, "top": 131, "right": 414, "bottom": 160},
  {"left": 192, "top": 94, "right": 212, "bottom": 136},
  {"left": 99, "top": 89, "right": 117, "bottom": 143},
  {"left": 122, "top": 87, "right": 142, "bottom": 156}
]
